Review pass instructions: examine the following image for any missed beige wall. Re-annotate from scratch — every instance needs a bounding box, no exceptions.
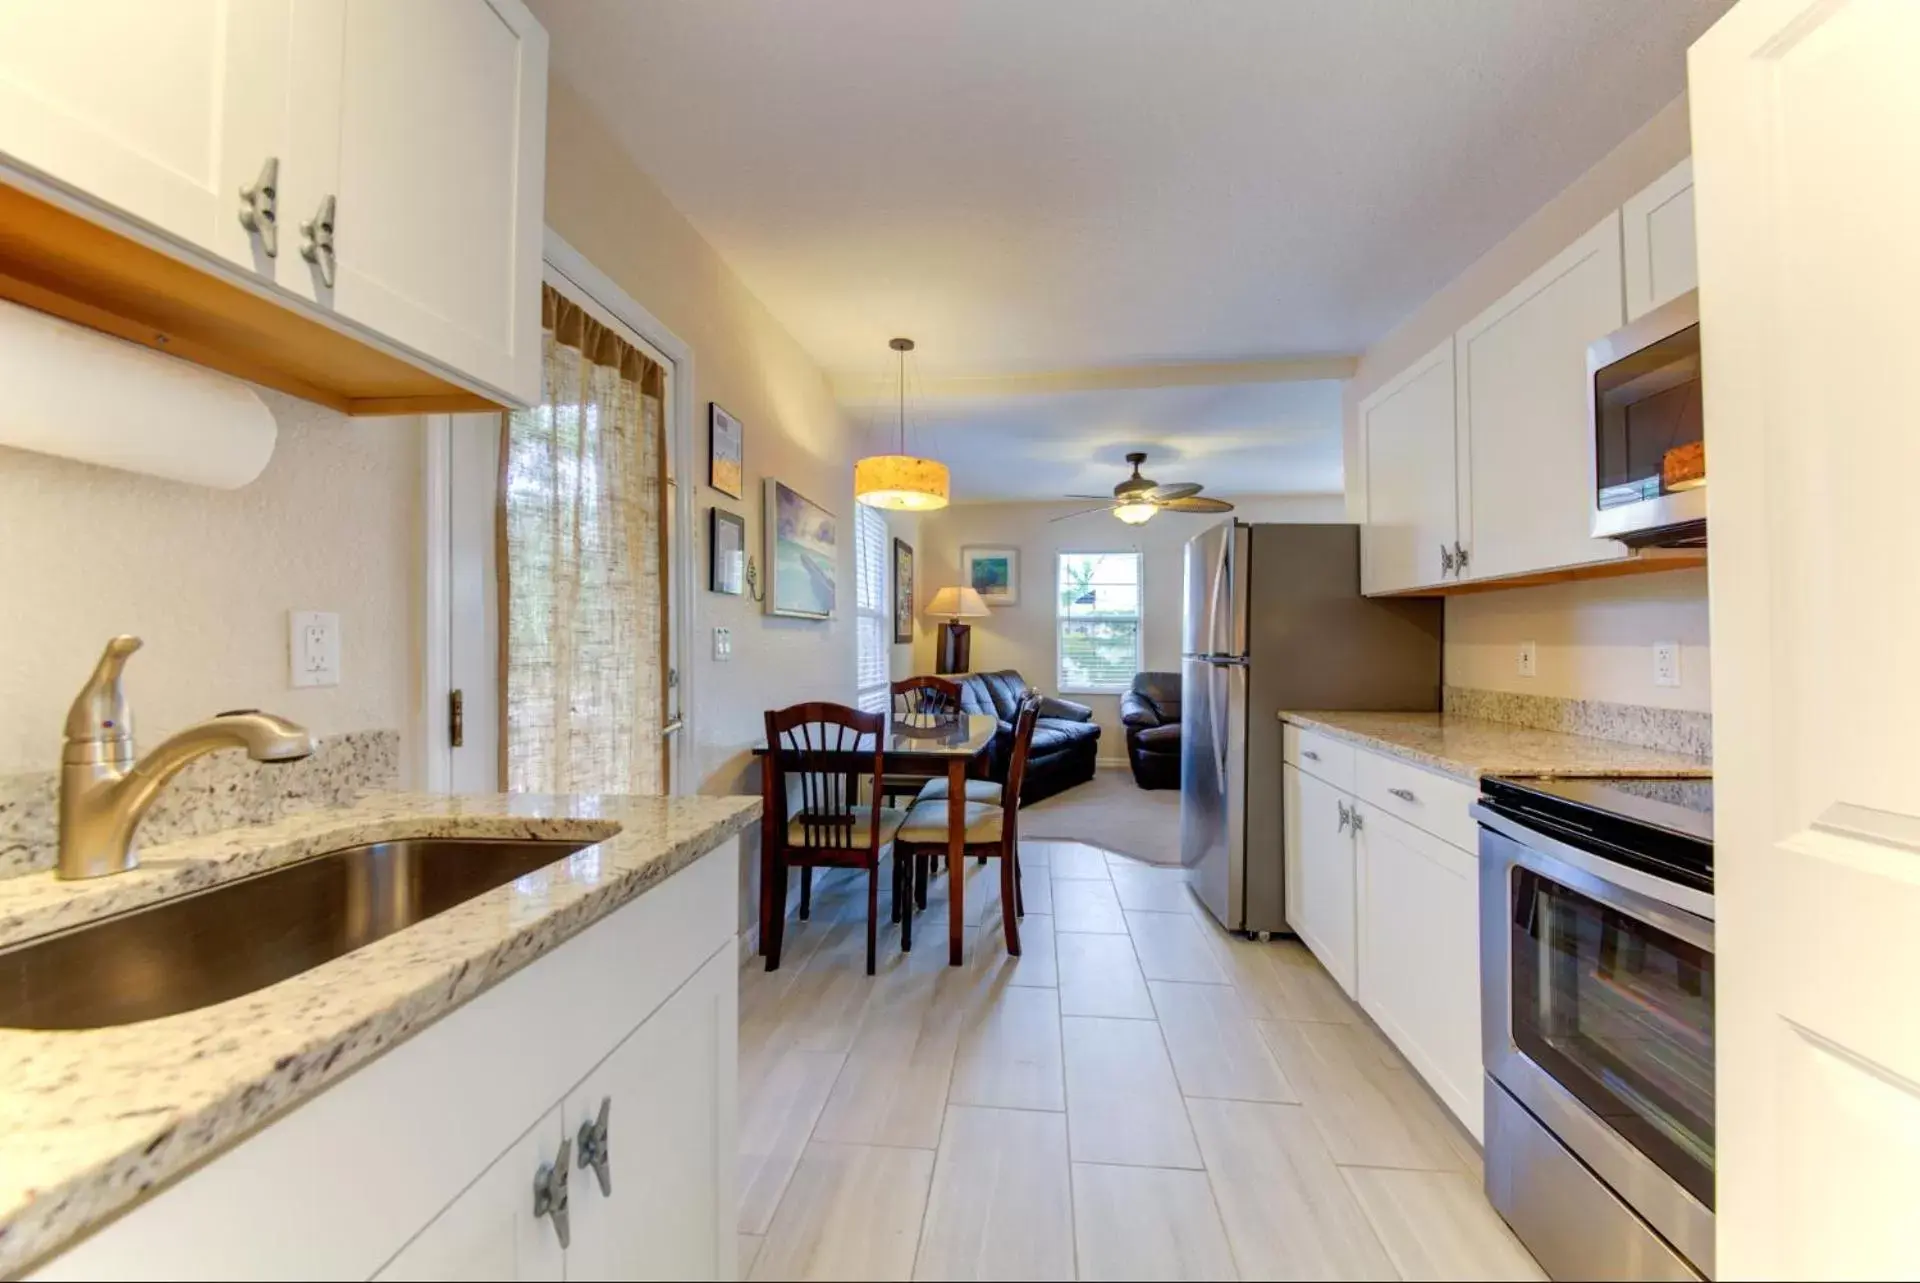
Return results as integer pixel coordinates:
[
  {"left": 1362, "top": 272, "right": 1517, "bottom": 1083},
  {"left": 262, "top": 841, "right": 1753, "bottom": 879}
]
[
  {"left": 544, "top": 78, "right": 860, "bottom": 803},
  {"left": 0, "top": 393, "right": 420, "bottom": 775},
  {"left": 907, "top": 495, "right": 1345, "bottom": 757},
  {"left": 1346, "top": 93, "right": 1710, "bottom": 712}
]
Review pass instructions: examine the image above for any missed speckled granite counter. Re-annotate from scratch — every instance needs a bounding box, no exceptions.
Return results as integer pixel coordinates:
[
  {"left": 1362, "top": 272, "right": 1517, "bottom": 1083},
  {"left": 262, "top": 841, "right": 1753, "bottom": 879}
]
[
  {"left": 1281, "top": 710, "right": 1711, "bottom": 783},
  {"left": 0, "top": 791, "right": 759, "bottom": 1276}
]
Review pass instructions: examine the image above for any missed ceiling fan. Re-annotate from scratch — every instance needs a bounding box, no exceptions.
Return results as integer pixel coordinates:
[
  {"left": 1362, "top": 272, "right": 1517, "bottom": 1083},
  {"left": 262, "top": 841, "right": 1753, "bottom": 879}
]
[{"left": 1053, "top": 452, "right": 1236, "bottom": 524}]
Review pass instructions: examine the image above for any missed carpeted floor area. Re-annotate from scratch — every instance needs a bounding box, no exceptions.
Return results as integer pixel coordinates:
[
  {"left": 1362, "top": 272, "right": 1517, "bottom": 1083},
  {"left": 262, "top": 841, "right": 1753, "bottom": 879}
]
[{"left": 1021, "top": 766, "right": 1182, "bottom": 865}]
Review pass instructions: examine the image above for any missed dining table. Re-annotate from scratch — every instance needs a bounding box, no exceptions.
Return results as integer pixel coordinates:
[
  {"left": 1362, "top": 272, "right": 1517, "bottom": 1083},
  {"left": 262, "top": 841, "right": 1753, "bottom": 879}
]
[{"left": 752, "top": 710, "right": 999, "bottom": 967}]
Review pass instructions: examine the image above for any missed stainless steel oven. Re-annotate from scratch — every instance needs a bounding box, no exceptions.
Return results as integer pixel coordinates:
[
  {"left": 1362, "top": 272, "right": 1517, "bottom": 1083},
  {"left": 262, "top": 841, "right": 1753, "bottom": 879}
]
[
  {"left": 1588, "top": 290, "right": 1705, "bottom": 546},
  {"left": 1475, "top": 776, "right": 1714, "bottom": 1281}
]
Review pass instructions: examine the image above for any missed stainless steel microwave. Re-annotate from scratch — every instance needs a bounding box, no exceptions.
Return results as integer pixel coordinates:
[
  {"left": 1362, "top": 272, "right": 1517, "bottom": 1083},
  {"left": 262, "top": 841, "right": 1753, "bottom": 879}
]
[{"left": 1588, "top": 290, "right": 1705, "bottom": 546}]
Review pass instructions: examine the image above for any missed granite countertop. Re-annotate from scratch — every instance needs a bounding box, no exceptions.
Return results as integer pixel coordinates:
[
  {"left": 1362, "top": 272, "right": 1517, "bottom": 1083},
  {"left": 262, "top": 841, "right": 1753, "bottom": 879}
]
[
  {"left": 1280, "top": 710, "right": 1711, "bottom": 782},
  {"left": 0, "top": 791, "right": 760, "bottom": 1276}
]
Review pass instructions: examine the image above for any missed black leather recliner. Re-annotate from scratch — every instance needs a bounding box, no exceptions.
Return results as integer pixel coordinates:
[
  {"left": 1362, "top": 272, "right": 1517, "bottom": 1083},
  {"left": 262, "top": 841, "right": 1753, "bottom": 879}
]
[
  {"left": 955, "top": 670, "right": 1100, "bottom": 804},
  {"left": 1119, "top": 671, "right": 1181, "bottom": 790}
]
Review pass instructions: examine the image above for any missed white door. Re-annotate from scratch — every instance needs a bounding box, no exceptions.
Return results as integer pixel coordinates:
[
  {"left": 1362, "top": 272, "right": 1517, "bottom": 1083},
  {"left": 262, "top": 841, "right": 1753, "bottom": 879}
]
[
  {"left": 1456, "top": 212, "right": 1628, "bottom": 582},
  {"left": 565, "top": 947, "right": 737, "bottom": 1281},
  {"left": 1694, "top": 1, "right": 1920, "bottom": 1276},
  {"left": 313, "top": 0, "right": 547, "bottom": 402},
  {"left": 1622, "top": 157, "right": 1698, "bottom": 320},
  {"left": 1284, "top": 764, "right": 1358, "bottom": 996},
  {"left": 1359, "top": 338, "right": 1458, "bottom": 594},
  {"left": 0, "top": 0, "right": 291, "bottom": 272},
  {"left": 374, "top": 1105, "right": 567, "bottom": 1282}
]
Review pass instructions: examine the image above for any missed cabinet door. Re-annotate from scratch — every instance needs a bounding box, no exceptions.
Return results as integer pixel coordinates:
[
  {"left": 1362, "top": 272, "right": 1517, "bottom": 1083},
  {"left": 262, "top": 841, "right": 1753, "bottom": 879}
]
[
  {"left": 1359, "top": 337, "right": 1458, "bottom": 594},
  {"left": 1355, "top": 807, "right": 1482, "bottom": 1139},
  {"left": 0, "top": 0, "right": 291, "bottom": 271},
  {"left": 375, "top": 1105, "right": 567, "bottom": 1282},
  {"left": 1622, "top": 157, "right": 1696, "bottom": 320},
  {"left": 565, "top": 945, "right": 738, "bottom": 1281},
  {"left": 1284, "top": 764, "right": 1358, "bottom": 996},
  {"left": 315, "top": 0, "right": 547, "bottom": 402},
  {"left": 1455, "top": 212, "right": 1627, "bottom": 583}
]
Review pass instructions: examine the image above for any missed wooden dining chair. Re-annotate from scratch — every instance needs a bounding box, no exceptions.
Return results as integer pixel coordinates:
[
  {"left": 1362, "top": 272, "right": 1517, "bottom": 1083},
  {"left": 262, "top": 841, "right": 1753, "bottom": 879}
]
[
  {"left": 763, "top": 702, "right": 907, "bottom": 975},
  {"left": 877, "top": 676, "right": 969, "bottom": 806},
  {"left": 893, "top": 695, "right": 1040, "bottom": 957}
]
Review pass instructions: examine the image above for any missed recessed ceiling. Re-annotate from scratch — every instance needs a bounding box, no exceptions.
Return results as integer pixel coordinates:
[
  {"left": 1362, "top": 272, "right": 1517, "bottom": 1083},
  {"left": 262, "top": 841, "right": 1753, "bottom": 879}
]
[
  {"left": 533, "top": 0, "right": 1731, "bottom": 378},
  {"left": 851, "top": 380, "right": 1345, "bottom": 503}
]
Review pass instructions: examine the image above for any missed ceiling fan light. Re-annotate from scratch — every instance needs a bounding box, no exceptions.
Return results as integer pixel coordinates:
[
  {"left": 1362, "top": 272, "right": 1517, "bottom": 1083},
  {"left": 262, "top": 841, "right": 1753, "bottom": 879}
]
[
  {"left": 1113, "top": 501, "right": 1157, "bottom": 525},
  {"left": 855, "top": 454, "right": 951, "bottom": 510}
]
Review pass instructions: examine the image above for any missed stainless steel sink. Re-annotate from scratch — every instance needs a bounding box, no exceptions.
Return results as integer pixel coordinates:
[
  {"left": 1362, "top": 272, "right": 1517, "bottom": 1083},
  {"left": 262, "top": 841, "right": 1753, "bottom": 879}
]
[{"left": 0, "top": 837, "right": 595, "bottom": 1031}]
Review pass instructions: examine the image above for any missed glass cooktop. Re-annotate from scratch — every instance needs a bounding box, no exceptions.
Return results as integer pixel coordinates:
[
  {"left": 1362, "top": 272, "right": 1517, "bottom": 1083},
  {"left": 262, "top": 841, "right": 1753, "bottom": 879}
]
[{"left": 1480, "top": 773, "right": 1714, "bottom": 892}]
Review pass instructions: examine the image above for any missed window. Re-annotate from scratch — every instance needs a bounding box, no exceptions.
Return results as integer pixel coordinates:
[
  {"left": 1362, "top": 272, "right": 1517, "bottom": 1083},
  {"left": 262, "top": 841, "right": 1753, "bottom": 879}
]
[
  {"left": 1056, "top": 551, "right": 1142, "bottom": 694},
  {"left": 855, "top": 504, "right": 891, "bottom": 713}
]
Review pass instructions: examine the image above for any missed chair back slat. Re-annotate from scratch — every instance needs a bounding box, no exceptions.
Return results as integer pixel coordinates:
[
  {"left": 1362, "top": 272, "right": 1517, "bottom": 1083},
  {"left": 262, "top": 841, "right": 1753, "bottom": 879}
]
[
  {"left": 765, "top": 702, "right": 887, "bottom": 854},
  {"left": 892, "top": 675, "right": 962, "bottom": 717},
  {"left": 1000, "top": 694, "right": 1043, "bottom": 817}
]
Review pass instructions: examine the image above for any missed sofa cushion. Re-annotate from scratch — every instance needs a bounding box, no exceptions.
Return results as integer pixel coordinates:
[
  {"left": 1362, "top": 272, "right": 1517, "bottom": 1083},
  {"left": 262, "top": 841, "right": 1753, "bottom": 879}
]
[
  {"left": 1030, "top": 719, "right": 1100, "bottom": 756},
  {"left": 1134, "top": 723, "right": 1182, "bottom": 751},
  {"left": 958, "top": 670, "right": 1031, "bottom": 721}
]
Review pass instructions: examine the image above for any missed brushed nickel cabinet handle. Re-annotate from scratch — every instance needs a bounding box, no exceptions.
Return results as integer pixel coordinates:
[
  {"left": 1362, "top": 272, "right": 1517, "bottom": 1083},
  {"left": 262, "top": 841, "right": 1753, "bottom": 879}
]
[
  {"left": 577, "top": 1097, "right": 612, "bottom": 1197},
  {"left": 1389, "top": 786, "right": 1418, "bottom": 803},
  {"left": 1337, "top": 800, "right": 1351, "bottom": 832},
  {"left": 534, "top": 1135, "right": 572, "bottom": 1248},
  {"left": 1454, "top": 542, "right": 1471, "bottom": 574},
  {"left": 1302, "top": 749, "right": 1320, "bottom": 761},
  {"left": 300, "top": 193, "right": 337, "bottom": 288},
  {"left": 1439, "top": 544, "right": 1455, "bottom": 575},
  {"left": 238, "top": 156, "right": 279, "bottom": 256}
]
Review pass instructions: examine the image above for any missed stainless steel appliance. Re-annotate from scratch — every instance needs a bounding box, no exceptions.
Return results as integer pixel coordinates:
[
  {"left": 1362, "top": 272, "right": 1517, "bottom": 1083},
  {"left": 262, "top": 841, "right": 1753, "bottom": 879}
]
[
  {"left": 1588, "top": 290, "right": 1705, "bottom": 547},
  {"left": 1178, "top": 522, "right": 1441, "bottom": 934},
  {"left": 1474, "top": 775, "right": 1715, "bottom": 1281}
]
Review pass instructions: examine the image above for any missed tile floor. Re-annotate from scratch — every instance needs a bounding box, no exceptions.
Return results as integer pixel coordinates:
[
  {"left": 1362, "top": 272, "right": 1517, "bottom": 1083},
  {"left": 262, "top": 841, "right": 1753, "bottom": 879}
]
[{"left": 738, "top": 839, "right": 1544, "bottom": 1282}]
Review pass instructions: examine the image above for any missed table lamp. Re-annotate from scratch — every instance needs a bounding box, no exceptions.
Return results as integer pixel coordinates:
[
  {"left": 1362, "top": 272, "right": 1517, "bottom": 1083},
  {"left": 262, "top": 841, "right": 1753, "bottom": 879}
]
[{"left": 926, "top": 586, "right": 990, "bottom": 675}]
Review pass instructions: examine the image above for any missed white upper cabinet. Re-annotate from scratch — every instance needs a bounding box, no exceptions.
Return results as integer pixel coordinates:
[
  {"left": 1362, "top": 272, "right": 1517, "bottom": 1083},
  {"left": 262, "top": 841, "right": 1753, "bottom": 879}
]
[
  {"left": 0, "top": 0, "right": 293, "bottom": 272},
  {"left": 1621, "top": 157, "right": 1697, "bottom": 320},
  {"left": 1455, "top": 212, "right": 1627, "bottom": 582},
  {"left": 1360, "top": 338, "right": 1459, "bottom": 594},
  {"left": 311, "top": 0, "right": 547, "bottom": 404}
]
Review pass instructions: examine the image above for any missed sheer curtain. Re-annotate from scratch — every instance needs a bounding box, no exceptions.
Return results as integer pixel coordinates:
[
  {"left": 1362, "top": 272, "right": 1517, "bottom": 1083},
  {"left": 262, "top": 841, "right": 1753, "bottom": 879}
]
[{"left": 499, "top": 283, "right": 667, "bottom": 796}]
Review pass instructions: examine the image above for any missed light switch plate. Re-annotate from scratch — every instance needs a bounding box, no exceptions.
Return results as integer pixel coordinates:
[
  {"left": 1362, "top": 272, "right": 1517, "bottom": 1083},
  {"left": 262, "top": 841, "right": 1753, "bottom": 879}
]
[
  {"left": 1653, "top": 640, "right": 1681, "bottom": 687},
  {"left": 1517, "top": 640, "right": 1537, "bottom": 678},
  {"left": 291, "top": 611, "right": 341, "bottom": 688},
  {"left": 712, "top": 626, "right": 732, "bottom": 662}
]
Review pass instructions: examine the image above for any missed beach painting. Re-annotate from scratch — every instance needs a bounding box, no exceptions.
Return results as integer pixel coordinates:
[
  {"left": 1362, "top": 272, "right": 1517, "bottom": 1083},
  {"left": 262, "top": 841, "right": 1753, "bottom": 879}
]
[
  {"left": 765, "top": 479, "right": 837, "bottom": 619},
  {"left": 963, "top": 545, "right": 1020, "bottom": 605}
]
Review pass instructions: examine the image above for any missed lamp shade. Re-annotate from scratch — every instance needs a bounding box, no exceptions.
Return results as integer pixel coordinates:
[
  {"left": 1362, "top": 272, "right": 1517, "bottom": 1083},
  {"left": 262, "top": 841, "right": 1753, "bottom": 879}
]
[
  {"left": 854, "top": 454, "right": 950, "bottom": 510},
  {"left": 926, "top": 585, "right": 990, "bottom": 619}
]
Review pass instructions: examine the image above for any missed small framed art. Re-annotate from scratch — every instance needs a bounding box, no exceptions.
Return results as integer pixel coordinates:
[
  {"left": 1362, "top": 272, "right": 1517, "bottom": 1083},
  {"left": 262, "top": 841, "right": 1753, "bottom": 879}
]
[
  {"left": 962, "top": 545, "right": 1020, "bottom": 606},
  {"left": 709, "top": 507, "right": 746, "bottom": 594},
  {"left": 892, "top": 537, "right": 914, "bottom": 643},
  {"left": 709, "top": 402, "right": 744, "bottom": 499}
]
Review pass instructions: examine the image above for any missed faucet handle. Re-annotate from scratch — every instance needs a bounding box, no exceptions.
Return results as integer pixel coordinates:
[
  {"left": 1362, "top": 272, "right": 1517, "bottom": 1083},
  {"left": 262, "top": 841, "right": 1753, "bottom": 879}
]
[{"left": 65, "top": 635, "right": 142, "bottom": 751}]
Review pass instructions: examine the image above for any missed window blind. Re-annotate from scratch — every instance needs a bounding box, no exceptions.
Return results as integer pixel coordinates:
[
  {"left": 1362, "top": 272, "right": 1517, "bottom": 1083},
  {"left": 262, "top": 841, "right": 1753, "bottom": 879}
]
[
  {"left": 1057, "top": 551, "right": 1143, "bottom": 693},
  {"left": 855, "top": 504, "right": 890, "bottom": 712}
]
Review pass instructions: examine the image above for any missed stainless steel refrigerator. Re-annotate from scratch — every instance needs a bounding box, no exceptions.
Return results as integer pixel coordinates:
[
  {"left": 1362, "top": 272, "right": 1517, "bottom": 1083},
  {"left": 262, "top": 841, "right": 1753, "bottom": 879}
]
[{"left": 1180, "top": 521, "right": 1443, "bottom": 935}]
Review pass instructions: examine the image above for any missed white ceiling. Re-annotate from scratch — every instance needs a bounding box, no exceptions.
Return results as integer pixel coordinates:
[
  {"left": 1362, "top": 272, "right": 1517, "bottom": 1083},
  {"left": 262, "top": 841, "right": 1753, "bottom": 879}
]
[
  {"left": 535, "top": 0, "right": 1729, "bottom": 379},
  {"left": 853, "top": 379, "right": 1346, "bottom": 503}
]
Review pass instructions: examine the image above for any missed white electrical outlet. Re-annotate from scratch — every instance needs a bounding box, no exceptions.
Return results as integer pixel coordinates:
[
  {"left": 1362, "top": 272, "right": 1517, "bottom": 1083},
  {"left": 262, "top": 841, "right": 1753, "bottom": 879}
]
[
  {"left": 1517, "top": 640, "right": 1538, "bottom": 678},
  {"left": 712, "top": 626, "right": 732, "bottom": 662},
  {"left": 1654, "top": 640, "right": 1682, "bottom": 687},
  {"left": 290, "top": 611, "right": 341, "bottom": 688}
]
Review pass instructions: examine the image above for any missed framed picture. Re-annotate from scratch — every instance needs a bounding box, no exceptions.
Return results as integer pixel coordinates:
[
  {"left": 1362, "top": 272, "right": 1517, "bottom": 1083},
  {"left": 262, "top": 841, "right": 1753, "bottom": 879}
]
[
  {"left": 709, "top": 507, "right": 746, "bottom": 595},
  {"left": 764, "top": 479, "right": 837, "bottom": 619},
  {"left": 962, "top": 545, "right": 1020, "bottom": 605},
  {"left": 892, "top": 537, "right": 914, "bottom": 643},
  {"left": 708, "top": 402, "right": 744, "bottom": 499}
]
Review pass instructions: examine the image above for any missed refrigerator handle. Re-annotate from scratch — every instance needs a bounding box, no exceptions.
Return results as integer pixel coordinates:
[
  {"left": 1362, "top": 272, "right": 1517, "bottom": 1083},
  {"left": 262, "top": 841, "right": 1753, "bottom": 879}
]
[{"left": 1211, "top": 662, "right": 1230, "bottom": 793}]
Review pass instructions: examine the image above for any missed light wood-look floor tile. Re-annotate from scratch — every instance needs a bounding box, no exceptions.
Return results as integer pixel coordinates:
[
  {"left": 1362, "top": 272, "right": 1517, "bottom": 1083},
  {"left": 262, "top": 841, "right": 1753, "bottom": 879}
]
[
  {"left": 1046, "top": 841, "right": 1117, "bottom": 880},
  {"left": 814, "top": 970, "right": 963, "bottom": 1150},
  {"left": 739, "top": 1233, "right": 765, "bottom": 1278},
  {"left": 948, "top": 978, "right": 1066, "bottom": 1111},
  {"left": 1343, "top": 1167, "right": 1545, "bottom": 1281},
  {"left": 1187, "top": 1098, "right": 1396, "bottom": 1280},
  {"left": 1110, "top": 864, "right": 1198, "bottom": 913},
  {"left": 1052, "top": 878, "right": 1129, "bottom": 933},
  {"left": 972, "top": 910, "right": 1058, "bottom": 987},
  {"left": 1199, "top": 924, "right": 1360, "bottom": 1024},
  {"left": 1259, "top": 1019, "right": 1466, "bottom": 1171},
  {"left": 1057, "top": 931, "right": 1155, "bottom": 1019},
  {"left": 1063, "top": 1015, "right": 1203, "bottom": 1168},
  {"left": 1071, "top": 1163, "right": 1238, "bottom": 1282},
  {"left": 1128, "top": 910, "right": 1229, "bottom": 983},
  {"left": 914, "top": 1106, "right": 1076, "bottom": 1281},
  {"left": 750, "top": 1140, "right": 936, "bottom": 1281},
  {"left": 1149, "top": 980, "right": 1296, "bottom": 1102},
  {"left": 1015, "top": 864, "right": 1054, "bottom": 914},
  {"left": 739, "top": 1049, "right": 849, "bottom": 1234}
]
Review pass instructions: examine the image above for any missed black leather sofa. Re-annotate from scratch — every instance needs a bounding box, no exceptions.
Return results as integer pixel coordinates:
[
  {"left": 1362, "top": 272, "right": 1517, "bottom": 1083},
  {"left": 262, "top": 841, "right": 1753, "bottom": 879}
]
[
  {"left": 955, "top": 670, "right": 1100, "bottom": 804},
  {"left": 1119, "top": 671, "right": 1181, "bottom": 790}
]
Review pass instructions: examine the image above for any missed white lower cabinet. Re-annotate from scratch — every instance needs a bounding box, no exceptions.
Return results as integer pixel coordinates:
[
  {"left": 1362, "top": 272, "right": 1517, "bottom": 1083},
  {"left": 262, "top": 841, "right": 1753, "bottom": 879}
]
[
  {"left": 1283, "top": 763, "right": 1359, "bottom": 997},
  {"left": 1354, "top": 805, "right": 1484, "bottom": 1140},
  {"left": 33, "top": 837, "right": 740, "bottom": 1282}
]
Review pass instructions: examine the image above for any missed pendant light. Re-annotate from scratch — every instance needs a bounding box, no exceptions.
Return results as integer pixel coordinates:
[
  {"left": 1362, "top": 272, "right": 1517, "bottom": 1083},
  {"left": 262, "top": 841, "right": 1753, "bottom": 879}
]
[{"left": 855, "top": 337, "right": 950, "bottom": 511}]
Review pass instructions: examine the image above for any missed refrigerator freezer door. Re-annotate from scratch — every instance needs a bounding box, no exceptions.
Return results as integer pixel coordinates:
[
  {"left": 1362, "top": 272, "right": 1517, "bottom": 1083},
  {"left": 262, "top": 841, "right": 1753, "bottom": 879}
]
[
  {"left": 1182, "top": 520, "right": 1234, "bottom": 657},
  {"left": 1182, "top": 656, "right": 1247, "bottom": 929}
]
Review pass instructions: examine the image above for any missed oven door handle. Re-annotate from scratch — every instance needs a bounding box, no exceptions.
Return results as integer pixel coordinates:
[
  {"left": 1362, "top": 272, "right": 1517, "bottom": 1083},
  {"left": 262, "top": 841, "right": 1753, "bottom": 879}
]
[{"left": 1475, "top": 804, "right": 1714, "bottom": 945}]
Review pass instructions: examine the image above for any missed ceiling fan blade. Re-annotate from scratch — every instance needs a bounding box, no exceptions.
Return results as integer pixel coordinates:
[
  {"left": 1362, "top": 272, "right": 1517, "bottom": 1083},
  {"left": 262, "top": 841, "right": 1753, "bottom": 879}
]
[
  {"left": 1160, "top": 496, "right": 1235, "bottom": 513},
  {"left": 1144, "top": 482, "right": 1202, "bottom": 503},
  {"left": 1049, "top": 504, "right": 1119, "bottom": 523},
  {"left": 1062, "top": 494, "right": 1117, "bottom": 501}
]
